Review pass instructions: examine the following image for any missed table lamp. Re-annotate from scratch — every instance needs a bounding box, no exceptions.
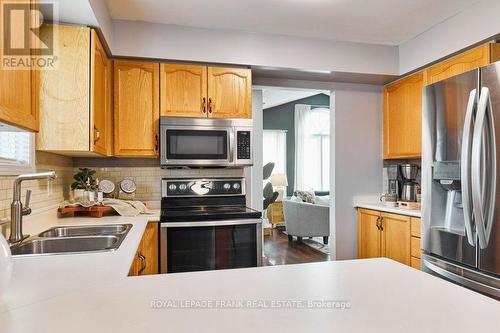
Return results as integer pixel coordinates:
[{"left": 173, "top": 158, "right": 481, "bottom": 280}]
[{"left": 271, "top": 174, "right": 288, "bottom": 201}]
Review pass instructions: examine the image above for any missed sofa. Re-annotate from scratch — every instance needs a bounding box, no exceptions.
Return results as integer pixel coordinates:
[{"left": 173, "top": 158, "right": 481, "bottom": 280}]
[{"left": 283, "top": 192, "right": 330, "bottom": 244}]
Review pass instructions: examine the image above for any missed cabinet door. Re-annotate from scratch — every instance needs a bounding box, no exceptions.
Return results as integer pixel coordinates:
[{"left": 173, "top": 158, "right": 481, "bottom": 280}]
[
  {"left": 37, "top": 24, "right": 91, "bottom": 152},
  {"left": 381, "top": 213, "right": 411, "bottom": 265},
  {"left": 129, "top": 222, "right": 159, "bottom": 276},
  {"left": 358, "top": 209, "right": 382, "bottom": 259},
  {"left": 160, "top": 64, "right": 207, "bottom": 117},
  {"left": 0, "top": 0, "right": 38, "bottom": 131},
  {"left": 114, "top": 60, "right": 159, "bottom": 157},
  {"left": 424, "top": 43, "right": 500, "bottom": 86},
  {"left": 207, "top": 67, "right": 252, "bottom": 119},
  {"left": 91, "top": 30, "right": 113, "bottom": 156},
  {"left": 383, "top": 72, "right": 423, "bottom": 159}
]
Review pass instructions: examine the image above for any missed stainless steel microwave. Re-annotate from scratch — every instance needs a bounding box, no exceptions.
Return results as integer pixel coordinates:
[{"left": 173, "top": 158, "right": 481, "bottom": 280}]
[{"left": 159, "top": 117, "right": 253, "bottom": 168}]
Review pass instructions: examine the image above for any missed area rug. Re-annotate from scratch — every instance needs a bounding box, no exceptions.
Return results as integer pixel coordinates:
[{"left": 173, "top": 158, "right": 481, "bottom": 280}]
[{"left": 280, "top": 229, "right": 331, "bottom": 255}]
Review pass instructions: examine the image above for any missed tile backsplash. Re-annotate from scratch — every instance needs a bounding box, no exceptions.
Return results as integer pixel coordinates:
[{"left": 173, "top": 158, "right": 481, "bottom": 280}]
[
  {"left": 0, "top": 152, "right": 73, "bottom": 219},
  {"left": 0, "top": 153, "right": 247, "bottom": 220}
]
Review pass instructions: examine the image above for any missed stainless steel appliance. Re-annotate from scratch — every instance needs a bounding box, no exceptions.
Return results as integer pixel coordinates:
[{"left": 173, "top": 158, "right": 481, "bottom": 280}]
[
  {"left": 400, "top": 164, "right": 419, "bottom": 202},
  {"left": 160, "top": 177, "right": 262, "bottom": 273},
  {"left": 160, "top": 117, "right": 253, "bottom": 168},
  {"left": 422, "top": 63, "right": 500, "bottom": 298}
]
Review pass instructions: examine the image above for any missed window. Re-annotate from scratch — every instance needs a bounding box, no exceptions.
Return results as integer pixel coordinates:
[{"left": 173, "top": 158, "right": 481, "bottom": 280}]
[
  {"left": 0, "top": 124, "right": 35, "bottom": 175},
  {"left": 263, "top": 129, "right": 287, "bottom": 176},
  {"left": 295, "top": 106, "right": 330, "bottom": 191}
]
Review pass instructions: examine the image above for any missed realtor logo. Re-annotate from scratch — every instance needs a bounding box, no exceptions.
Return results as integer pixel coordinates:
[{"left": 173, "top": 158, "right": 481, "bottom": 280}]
[{"left": 1, "top": 0, "right": 57, "bottom": 69}]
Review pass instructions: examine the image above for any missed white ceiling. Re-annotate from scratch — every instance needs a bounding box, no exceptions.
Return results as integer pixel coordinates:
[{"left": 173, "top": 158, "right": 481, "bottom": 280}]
[
  {"left": 262, "top": 89, "right": 329, "bottom": 109},
  {"left": 104, "top": 0, "right": 479, "bottom": 45}
]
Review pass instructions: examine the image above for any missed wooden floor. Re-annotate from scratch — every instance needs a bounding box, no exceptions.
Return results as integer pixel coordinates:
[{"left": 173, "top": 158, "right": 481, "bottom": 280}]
[{"left": 263, "top": 229, "right": 331, "bottom": 266}]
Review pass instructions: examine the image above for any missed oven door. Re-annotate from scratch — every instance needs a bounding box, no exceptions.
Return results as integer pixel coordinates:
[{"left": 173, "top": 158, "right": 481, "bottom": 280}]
[
  {"left": 160, "top": 126, "right": 233, "bottom": 167},
  {"left": 160, "top": 219, "right": 262, "bottom": 273}
]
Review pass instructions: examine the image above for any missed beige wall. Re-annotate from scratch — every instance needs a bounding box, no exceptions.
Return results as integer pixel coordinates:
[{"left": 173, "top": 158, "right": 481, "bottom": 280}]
[{"left": 0, "top": 152, "right": 73, "bottom": 219}]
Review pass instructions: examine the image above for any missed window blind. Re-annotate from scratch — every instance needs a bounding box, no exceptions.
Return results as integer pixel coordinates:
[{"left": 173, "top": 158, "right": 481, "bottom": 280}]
[{"left": 0, "top": 131, "right": 33, "bottom": 166}]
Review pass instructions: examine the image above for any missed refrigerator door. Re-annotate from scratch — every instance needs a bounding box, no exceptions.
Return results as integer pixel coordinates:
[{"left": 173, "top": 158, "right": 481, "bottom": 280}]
[
  {"left": 422, "top": 69, "right": 479, "bottom": 268},
  {"left": 479, "top": 63, "right": 500, "bottom": 277}
]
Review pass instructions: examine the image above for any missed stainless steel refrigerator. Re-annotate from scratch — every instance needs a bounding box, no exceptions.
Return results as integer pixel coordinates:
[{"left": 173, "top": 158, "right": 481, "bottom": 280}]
[{"left": 422, "top": 62, "right": 500, "bottom": 299}]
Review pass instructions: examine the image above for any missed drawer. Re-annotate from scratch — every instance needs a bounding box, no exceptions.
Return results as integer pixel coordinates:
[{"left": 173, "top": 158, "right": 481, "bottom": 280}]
[
  {"left": 411, "top": 236, "right": 421, "bottom": 258},
  {"left": 410, "top": 256, "right": 421, "bottom": 270},
  {"left": 411, "top": 217, "right": 421, "bottom": 237}
]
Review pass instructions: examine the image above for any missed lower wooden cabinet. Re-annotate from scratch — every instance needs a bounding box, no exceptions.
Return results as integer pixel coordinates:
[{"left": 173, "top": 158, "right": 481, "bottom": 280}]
[
  {"left": 358, "top": 209, "right": 420, "bottom": 268},
  {"left": 129, "top": 222, "right": 158, "bottom": 276}
]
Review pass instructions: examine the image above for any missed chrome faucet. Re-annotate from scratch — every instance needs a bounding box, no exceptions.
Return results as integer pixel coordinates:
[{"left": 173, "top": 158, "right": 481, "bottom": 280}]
[{"left": 9, "top": 171, "right": 56, "bottom": 244}]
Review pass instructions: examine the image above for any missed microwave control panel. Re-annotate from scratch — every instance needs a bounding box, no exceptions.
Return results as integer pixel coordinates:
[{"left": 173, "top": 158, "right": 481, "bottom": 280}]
[{"left": 237, "top": 131, "right": 251, "bottom": 160}]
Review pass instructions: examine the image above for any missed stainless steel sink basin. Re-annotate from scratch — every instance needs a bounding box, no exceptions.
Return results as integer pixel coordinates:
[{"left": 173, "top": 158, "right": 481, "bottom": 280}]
[
  {"left": 10, "top": 224, "right": 132, "bottom": 256},
  {"left": 38, "top": 224, "right": 131, "bottom": 237},
  {"left": 10, "top": 236, "right": 120, "bottom": 255}
]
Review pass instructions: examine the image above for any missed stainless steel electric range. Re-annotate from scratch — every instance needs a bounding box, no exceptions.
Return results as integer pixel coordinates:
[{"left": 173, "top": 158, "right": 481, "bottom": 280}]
[{"left": 160, "top": 177, "right": 262, "bottom": 273}]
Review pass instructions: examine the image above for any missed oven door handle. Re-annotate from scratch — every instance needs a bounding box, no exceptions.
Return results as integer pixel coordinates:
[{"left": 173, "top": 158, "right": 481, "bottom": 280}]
[{"left": 161, "top": 219, "right": 262, "bottom": 228}]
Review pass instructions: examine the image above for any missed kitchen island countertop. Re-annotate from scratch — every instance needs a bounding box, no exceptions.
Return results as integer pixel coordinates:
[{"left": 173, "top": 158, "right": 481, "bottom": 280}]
[{"left": 1, "top": 209, "right": 498, "bottom": 333}]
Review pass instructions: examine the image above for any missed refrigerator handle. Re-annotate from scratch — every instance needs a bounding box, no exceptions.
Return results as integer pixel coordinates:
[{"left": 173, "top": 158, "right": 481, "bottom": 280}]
[
  {"left": 460, "top": 89, "right": 477, "bottom": 246},
  {"left": 472, "top": 87, "right": 497, "bottom": 249}
]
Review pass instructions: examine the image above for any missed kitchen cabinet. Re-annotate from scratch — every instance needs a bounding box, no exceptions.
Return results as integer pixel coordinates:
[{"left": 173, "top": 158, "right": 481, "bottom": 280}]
[
  {"left": 129, "top": 222, "right": 159, "bottom": 276},
  {"left": 380, "top": 212, "right": 411, "bottom": 266},
  {"left": 410, "top": 217, "right": 422, "bottom": 269},
  {"left": 160, "top": 64, "right": 252, "bottom": 119},
  {"left": 0, "top": 0, "right": 38, "bottom": 132},
  {"left": 36, "top": 25, "right": 113, "bottom": 156},
  {"left": 424, "top": 43, "right": 500, "bottom": 86},
  {"left": 358, "top": 209, "right": 416, "bottom": 268},
  {"left": 114, "top": 60, "right": 159, "bottom": 157},
  {"left": 358, "top": 209, "right": 382, "bottom": 259},
  {"left": 207, "top": 67, "right": 252, "bottom": 119},
  {"left": 383, "top": 72, "right": 423, "bottom": 159},
  {"left": 160, "top": 64, "right": 207, "bottom": 117}
]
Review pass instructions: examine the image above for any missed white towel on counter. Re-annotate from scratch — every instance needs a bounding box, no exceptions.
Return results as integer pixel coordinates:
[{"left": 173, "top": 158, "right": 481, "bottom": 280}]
[{"left": 101, "top": 199, "right": 155, "bottom": 217}]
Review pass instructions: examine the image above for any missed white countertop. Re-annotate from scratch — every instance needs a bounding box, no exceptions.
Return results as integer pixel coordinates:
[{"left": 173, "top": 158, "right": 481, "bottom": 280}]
[
  {"left": 355, "top": 202, "right": 421, "bottom": 217},
  {"left": 2, "top": 209, "right": 499, "bottom": 332}
]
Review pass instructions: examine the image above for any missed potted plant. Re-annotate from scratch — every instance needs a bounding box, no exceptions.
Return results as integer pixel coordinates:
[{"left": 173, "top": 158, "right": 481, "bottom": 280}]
[
  {"left": 263, "top": 162, "right": 279, "bottom": 220},
  {"left": 71, "top": 168, "right": 97, "bottom": 200}
]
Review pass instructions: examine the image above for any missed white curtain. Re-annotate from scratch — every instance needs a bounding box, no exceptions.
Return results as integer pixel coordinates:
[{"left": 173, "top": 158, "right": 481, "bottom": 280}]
[
  {"left": 295, "top": 105, "right": 330, "bottom": 192},
  {"left": 294, "top": 104, "right": 311, "bottom": 191},
  {"left": 263, "top": 130, "right": 287, "bottom": 176}
]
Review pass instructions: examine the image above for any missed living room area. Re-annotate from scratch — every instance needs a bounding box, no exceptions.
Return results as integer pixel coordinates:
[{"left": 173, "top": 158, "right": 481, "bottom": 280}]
[{"left": 259, "top": 87, "right": 332, "bottom": 265}]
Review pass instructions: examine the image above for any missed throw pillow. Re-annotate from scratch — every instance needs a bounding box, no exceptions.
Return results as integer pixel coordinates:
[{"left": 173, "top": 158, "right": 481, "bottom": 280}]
[
  {"left": 294, "top": 190, "right": 316, "bottom": 204},
  {"left": 315, "top": 195, "right": 330, "bottom": 206}
]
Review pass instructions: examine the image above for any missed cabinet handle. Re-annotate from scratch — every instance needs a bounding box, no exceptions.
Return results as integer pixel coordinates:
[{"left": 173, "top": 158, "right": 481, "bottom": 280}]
[
  {"left": 376, "top": 216, "right": 381, "bottom": 230},
  {"left": 154, "top": 134, "right": 159, "bottom": 153},
  {"left": 379, "top": 217, "right": 384, "bottom": 231},
  {"left": 202, "top": 97, "right": 206, "bottom": 113},
  {"left": 94, "top": 126, "right": 100, "bottom": 143},
  {"left": 208, "top": 98, "right": 213, "bottom": 114},
  {"left": 138, "top": 252, "right": 147, "bottom": 274}
]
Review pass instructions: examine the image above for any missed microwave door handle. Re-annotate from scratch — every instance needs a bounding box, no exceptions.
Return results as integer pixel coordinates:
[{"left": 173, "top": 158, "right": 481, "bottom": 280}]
[
  {"left": 461, "top": 89, "right": 477, "bottom": 246},
  {"left": 229, "top": 129, "right": 234, "bottom": 163}
]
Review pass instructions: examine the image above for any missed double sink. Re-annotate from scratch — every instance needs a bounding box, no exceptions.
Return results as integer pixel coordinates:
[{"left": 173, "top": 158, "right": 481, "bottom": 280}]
[{"left": 10, "top": 224, "right": 132, "bottom": 256}]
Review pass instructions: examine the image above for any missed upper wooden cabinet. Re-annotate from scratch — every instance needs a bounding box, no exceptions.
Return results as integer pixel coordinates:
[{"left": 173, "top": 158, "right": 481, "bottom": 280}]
[
  {"left": 36, "top": 25, "right": 113, "bottom": 156},
  {"left": 160, "top": 64, "right": 252, "bottom": 119},
  {"left": 114, "top": 60, "right": 159, "bottom": 157},
  {"left": 424, "top": 43, "right": 500, "bottom": 86},
  {"left": 358, "top": 209, "right": 412, "bottom": 267},
  {"left": 383, "top": 72, "right": 423, "bottom": 159},
  {"left": 0, "top": 0, "right": 38, "bottom": 132},
  {"left": 160, "top": 64, "right": 207, "bottom": 117},
  {"left": 207, "top": 67, "right": 252, "bottom": 119},
  {"left": 91, "top": 30, "right": 113, "bottom": 156}
]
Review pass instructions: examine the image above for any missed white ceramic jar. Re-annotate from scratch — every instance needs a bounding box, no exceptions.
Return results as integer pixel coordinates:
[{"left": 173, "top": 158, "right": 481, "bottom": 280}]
[{"left": 0, "top": 233, "right": 13, "bottom": 298}]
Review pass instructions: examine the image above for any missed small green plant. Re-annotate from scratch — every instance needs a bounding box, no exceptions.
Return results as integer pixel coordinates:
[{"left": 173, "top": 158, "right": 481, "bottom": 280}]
[
  {"left": 263, "top": 162, "right": 279, "bottom": 210},
  {"left": 71, "top": 168, "right": 97, "bottom": 190}
]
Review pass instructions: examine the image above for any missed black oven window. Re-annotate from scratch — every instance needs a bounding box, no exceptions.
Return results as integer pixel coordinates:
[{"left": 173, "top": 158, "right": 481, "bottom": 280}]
[{"left": 167, "top": 130, "right": 228, "bottom": 160}]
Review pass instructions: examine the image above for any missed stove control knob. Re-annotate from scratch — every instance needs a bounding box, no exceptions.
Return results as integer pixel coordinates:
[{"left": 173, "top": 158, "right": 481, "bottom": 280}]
[
  {"left": 223, "top": 183, "right": 231, "bottom": 190},
  {"left": 233, "top": 183, "right": 240, "bottom": 190},
  {"left": 179, "top": 184, "right": 187, "bottom": 191},
  {"left": 168, "top": 184, "right": 177, "bottom": 191}
]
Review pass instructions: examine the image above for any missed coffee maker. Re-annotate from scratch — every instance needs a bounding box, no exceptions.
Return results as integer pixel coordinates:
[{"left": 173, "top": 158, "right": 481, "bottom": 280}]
[
  {"left": 387, "top": 165, "right": 400, "bottom": 197},
  {"left": 400, "top": 164, "right": 419, "bottom": 202}
]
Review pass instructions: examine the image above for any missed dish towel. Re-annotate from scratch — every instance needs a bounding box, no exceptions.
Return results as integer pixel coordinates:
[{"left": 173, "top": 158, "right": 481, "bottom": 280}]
[{"left": 101, "top": 199, "right": 155, "bottom": 217}]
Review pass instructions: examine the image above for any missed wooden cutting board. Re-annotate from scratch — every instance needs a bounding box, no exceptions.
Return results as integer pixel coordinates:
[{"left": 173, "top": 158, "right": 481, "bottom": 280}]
[{"left": 57, "top": 205, "right": 117, "bottom": 218}]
